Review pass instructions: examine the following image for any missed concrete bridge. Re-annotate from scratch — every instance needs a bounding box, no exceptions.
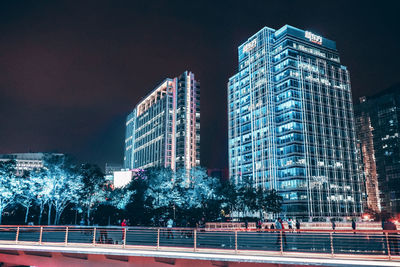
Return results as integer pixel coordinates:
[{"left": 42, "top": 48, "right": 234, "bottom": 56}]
[{"left": 0, "top": 226, "right": 398, "bottom": 266}]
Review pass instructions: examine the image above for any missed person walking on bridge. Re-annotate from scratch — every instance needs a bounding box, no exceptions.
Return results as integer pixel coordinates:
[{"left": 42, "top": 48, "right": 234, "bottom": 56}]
[
  {"left": 167, "top": 218, "right": 174, "bottom": 239},
  {"left": 121, "top": 219, "right": 127, "bottom": 244},
  {"left": 275, "top": 218, "right": 287, "bottom": 248},
  {"left": 352, "top": 219, "right": 356, "bottom": 234}
]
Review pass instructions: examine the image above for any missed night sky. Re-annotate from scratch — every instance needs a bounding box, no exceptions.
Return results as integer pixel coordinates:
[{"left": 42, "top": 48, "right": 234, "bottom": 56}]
[{"left": 1, "top": 1, "right": 399, "bottom": 170}]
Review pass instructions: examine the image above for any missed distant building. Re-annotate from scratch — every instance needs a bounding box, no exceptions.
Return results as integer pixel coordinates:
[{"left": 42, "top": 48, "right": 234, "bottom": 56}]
[
  {"left": 228, "top": 25, "right": 363, "bottom": 219},
  {"left": 207, "top": 168, "right": 229, "bottom": 182},
  {"left": 124, "top": 71, "right": 200, "bottom": 171},
  {"left": 105, "top": 163, "right": 123, "bottom": 175},
  {"left": 0, "top": 152, "right": 63, "bottom": 175},
  {"left": 354, "top": 84, "right": 400, "bottom": 215},
  {"left": 113, "top": 169, "right": 144, "bottom": 188}
]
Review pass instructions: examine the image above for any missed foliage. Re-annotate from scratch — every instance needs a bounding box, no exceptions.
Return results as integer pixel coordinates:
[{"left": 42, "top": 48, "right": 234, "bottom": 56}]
[
  {"left": 0, "top": 160, "right": 22, "bottom": 224},
  {"left": 0, "top": 158, "right": 284, "bottom": 225},
  {"left": 78, "top": 163, "right": 108, "bottom": 224}
]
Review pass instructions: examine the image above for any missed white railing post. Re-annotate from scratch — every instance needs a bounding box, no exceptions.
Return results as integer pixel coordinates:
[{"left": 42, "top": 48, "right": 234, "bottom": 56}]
[
  {"left": 235, "top": 230, "right": 238, "bottom": 254},
  {"left": 330, "top": 232, "right": 334, "bottom": 257},
  {"left": 194, "top": 229, "right": 197, "bottom": 252},
  {"left": 93, "top": 228, "right": 96, "bottom": 246},
  {"left": 65, "top": 226, "right": 69, "bottom": 246},
  {"left": 39, "top": 227, "right": 43, "bottom": 245},
  {"left": 15, "top": 227, "right": 20, "bottom": 244},
  {"left": 157, "top": 228, "right": 160, "bottom": 250},
  {"left": 385, "top": 232, "right": 391, "bottom": 260}
]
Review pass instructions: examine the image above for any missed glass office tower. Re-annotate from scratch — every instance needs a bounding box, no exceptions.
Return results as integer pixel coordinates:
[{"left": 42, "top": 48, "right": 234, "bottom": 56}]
[
  {"left": 124, "top": 71, "right": 200, "bottom": 171},
  {"left": 228, "top": 25, "right": 363, "bottom": 219},
  {"left": 355, "top": 85, "right": 400, "bottom": 216}
]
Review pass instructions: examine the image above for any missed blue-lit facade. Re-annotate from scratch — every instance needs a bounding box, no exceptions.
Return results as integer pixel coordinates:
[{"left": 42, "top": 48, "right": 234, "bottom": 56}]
[
  {"left": 228, "top": 25, "right": 363, "bottom": 219},
  {"left": 124, "top": 71, "right": 200, "bottom": 171}
]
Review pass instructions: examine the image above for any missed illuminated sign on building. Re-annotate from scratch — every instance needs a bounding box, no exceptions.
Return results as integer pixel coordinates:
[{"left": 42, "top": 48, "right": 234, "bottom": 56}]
[
  {"left": 243, "top": 39, "right": 257, "bottom": 52},
  {"left": 305, "top": 31, "right": 322, "bottom": 45}
]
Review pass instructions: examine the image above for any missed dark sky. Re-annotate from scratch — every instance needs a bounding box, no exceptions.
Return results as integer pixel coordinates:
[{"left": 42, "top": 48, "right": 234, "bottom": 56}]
[{"left": 1, "top": 1, "right": 399, "bottom": 170}]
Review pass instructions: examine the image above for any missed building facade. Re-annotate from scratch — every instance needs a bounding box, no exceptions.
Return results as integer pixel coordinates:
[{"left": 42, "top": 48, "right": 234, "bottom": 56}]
[
  {"left": 105, "top": 163, "right": 123, "bottom": 176},
  {"left": 355, "top": 85, "right": 400, "bottom": 216},
  {"left": 0, "top": 153, "right": 63, "bottom": 175},
  {"left": 124, "top": 71, "right": 200, "bottom": 171},
  {"left": 228, "top": 25, "right": 363, "bottom": 219}
]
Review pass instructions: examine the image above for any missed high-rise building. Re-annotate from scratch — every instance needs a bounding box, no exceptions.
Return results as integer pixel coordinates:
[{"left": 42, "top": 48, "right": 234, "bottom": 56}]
[
  {"left": 228, "top": 25, "right": 363, "bottom": 219},
  {"left": 124, "top": 71, "right": 200, "bottom": 171},
  {"left": 355, "top": 84, "right": 400, "bottom": 215}
]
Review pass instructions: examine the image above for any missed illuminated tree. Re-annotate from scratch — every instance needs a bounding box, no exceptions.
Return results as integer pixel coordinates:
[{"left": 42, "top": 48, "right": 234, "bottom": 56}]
[
  {"left": 0, "top": 160, "right": 21, "bottom": 224},
  {"left": 78, "top": 164, "right": 108, "bottom": 225},
  {"left": 42, "top": 155, "right": 83, "bottom": 225},
  {"left": 17, "top": 172, "right": 41, "bottom": 224}
]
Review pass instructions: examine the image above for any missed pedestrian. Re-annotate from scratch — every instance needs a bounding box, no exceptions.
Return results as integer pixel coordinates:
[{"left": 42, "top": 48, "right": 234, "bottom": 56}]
[
  {"left": 198, "top": 217, "right": 206, "bottom": 232},
  {"left": 121, "top": 219, "right": 127, "bottom": 244},
  {"left": 100, "top": 228, "right": 108, "bottom": 244},
  {"left": 244, "top": 219, "right": 248, "bottom": 230},
  {"left": 295, "top": 219, "right": 300, "bottom": 231},
  {"left": 331, "top": 219, "right": 336, "bottom": 231},
  {"left": 257, "top": 219, "right": 262, "bottom": 232},
  {"left": 352, "top": 219, "right": 356, "bottom": 234},
  {"left": 384, "top": 218, "right": 399, "bottom": 255},
  {"left": 180, "top": 217, "right": 187, "bottom": 238},
  {"left": 167, "top": 218, "right": 174, "bottom": 239},
  {"left": 275, "top": 218, "right": 287, "bottom": 247},
  {"left": 288, "top": 218, "right": 293, "bottom": 232},
  {"left": 270, "top": 223, "right": 275, "bottom": 230}
]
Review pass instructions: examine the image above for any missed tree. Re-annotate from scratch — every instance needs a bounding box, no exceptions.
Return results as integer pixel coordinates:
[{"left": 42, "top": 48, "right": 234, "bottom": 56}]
[
  {"left": 52, "top": 173, "right": 83, "bottom": 224},
  {"left": 124, "top": 170, "right": 148, "bottom": 225},
  {"left": 184, "top": 167, "right": 217, "bottom": 208},
  {"left": 17, "top": 172, "right": 40, "bottom": 224},
  {"left": 42, "top": 155, "right": 83, "bottom": 225},
  {"left": 144, "top": 167, "right": 185, "bottom": 222},
  {"left": 265, "top": 189, "right": 283, "bottom": 215},
  {"left": 145, "top": 168, "right": 175, "bottom": 210},
  {"left": 236, "top": 178, "right": 257, "bottom": 218},
  {"left": 31, "top": 168, "right": 52, "bottom": 225},
  {"left": 0, "top": 160, "right": 21, "bottom": 224},
  {"left": 78, "top": 164, "right": 108, "bottom": 225},
  {"left": 219, "top": 180, "right": 238, "bottom": 217},
  {"left": 110, "top": 187, "right": 133, "bottom": 210}
]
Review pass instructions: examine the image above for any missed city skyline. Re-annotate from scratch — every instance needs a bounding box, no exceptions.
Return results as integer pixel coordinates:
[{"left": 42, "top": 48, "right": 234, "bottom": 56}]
[{"left": 0, "top": 1, "right": 399, "bottom": 170}]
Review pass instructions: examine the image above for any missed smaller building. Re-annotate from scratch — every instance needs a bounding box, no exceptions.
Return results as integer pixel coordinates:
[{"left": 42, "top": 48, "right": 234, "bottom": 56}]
[
  {"left": 0, "top": 153, "right": 63, "bottom": 175},
  {"left": 105, "top": 163, "right": 123, "bottom": 175},
  {"left": 113, "top": 169, "right": 144, "bottom": 188}
]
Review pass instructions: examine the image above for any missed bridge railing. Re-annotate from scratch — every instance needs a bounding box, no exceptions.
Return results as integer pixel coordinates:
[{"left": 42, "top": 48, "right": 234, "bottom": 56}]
[{"left": 0, "top": 226, "right": 399, "bottom": 260}]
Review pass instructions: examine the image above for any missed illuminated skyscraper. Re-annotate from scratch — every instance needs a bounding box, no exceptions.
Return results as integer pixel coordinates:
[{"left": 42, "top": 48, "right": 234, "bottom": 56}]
[
  {"left": 228, "top": 25, "right": 363, "bottom": 219},
  {"left": 355, "top": 85, "right": 400, "bottom": 215},
  {"left": 124, "top": 71, "right": 200, "bottom": 171}
]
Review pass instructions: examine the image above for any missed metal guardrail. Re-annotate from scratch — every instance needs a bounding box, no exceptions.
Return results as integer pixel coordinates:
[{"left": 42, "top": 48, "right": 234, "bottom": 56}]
[
  {"left": 205, "top": 221, "right": 400, "bottom": 230},
  {"left": 0, "top": 226, "right": 399, "bottom": 261}
]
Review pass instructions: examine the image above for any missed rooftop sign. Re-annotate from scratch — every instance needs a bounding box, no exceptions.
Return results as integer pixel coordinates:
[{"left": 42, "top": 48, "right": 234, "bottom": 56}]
[{"left": 305, "top": 31, "right": 322, "bottom": 45}]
